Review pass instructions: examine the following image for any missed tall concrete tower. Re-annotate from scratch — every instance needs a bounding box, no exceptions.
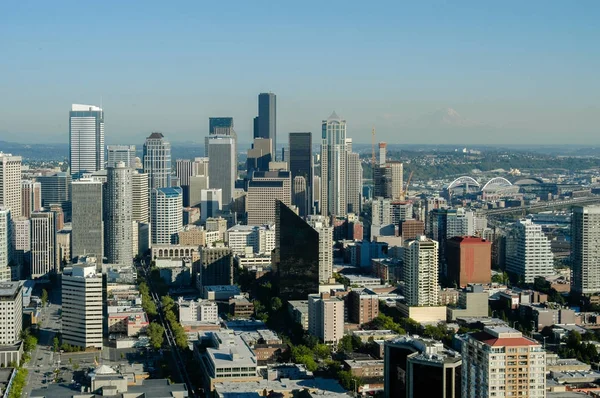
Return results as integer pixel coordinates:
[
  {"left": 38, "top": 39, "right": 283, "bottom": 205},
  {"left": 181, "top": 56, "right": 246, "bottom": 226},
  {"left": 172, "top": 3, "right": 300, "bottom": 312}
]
[{"left": 105, "top": 162, "right": 133, "bottom": 264}]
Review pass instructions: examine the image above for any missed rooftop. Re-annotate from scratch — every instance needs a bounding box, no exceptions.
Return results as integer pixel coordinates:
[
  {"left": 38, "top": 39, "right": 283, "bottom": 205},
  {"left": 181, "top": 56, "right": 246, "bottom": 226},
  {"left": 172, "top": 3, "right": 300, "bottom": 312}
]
[{"left": 0, "top": 282, "right": 21, "bottom": 299}]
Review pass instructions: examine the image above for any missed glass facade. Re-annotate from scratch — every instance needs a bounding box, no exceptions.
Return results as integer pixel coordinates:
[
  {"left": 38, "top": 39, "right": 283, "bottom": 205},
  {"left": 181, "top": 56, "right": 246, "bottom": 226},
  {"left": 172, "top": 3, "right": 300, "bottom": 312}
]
[{"left": 289, "top": 132, "right": 312, "bottom": 215}]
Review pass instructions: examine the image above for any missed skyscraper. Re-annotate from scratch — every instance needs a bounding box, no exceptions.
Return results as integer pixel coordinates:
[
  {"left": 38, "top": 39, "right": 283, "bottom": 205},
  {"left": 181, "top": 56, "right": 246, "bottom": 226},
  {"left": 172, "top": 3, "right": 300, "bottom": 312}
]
[
  {"left": 21, "top": 180, "right": 41, "bottom": 218},
  {"left": 346, "top": 147, "right": 362, "bottom": 214},
  {"left": 30, "top": 211, "right": 56, "bottom": 278},
  {"left": 446, "top": 236, "right": 492, "bottom": 288},
  {"left": 293, "top": 176, "right": 307, "bottom": 217},
  {"left": 321, "top": 112, "right": 347, "bottom": 216},
  {"left": 0, "top": 153, "right": 22, "bottom": 219},
  {"left": 0, "top": 207, "right": 13, "bottom": 282},
  {"left": 274, "top": 201, "right": 320, "bottom": 301},
  {"left": 105, "top": 163, "right": 133, "bottom": 264},
  {"left": 62, "top": 263, "right": 103, "bottom": 349},
  {"left": 306, "top": 215, "right": 333, "bottom": 283},
  {"left": 207, "top": 136, "right": 236, "bottom": 205},
  {"left": 71, "top": 179, "right": 103, "bottom": 261},
  {"left": 505, "top": 218, "right": 554, "bottom": 283},
  {"left": 37, "top": 172, "right": 71, "bottom": 220},
  {"left": 374, "top": 161, "right": 403, "bottom": 200},
  {"left": 106, "top": 145, "right": 136, "bottom": 168},
  {"left": 246, "top": 138, "right": 273, "bottom": 175},
  {"left": 256, "top": 93, "right": 276, "bottom": 159},
  {"left": 143, "top": 132, "right": 172, "bottom": 190},
  {"left": 201, "top": 189, "right": 222, "bottom": 221},
  {"left": 132, "top": 171, "right": 149, "bottom": 224},
  {"left": 205, "top": 117, "right": 237, "bottom": 167},
  {"left": 69, "top": 104, "right": 104, "bottom": 177},
  {"left": 246, "top": 171, "right": 291, "bottom": 226},
  {"left": 403, "top": 236, "right": 439, "bottom": 307},
  {"left": 308, "top": 292, "right": 344, "bottom": 346},
  {"left": 289, "top": 132, "right": 313, "bottom": 215},
  {"left": 572, "top": 205, "right": 600, "bottom": 295},
  {"left": 151, "top": 187, "right": 183, "bottom": 245}
]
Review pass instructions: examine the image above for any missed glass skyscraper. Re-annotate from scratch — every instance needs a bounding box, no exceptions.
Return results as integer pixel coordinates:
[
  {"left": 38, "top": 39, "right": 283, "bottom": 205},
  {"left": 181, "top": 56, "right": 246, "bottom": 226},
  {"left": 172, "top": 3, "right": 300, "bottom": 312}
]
[
  {"left": 69, "top": 104, "right": 104, "bottom": 178},
  {"left": 209, "top": 117, "right": 234, "bottom": 134},
  {"left": 143, "top": 132, "right": 172, "bottom": 191},
  {"left": 256, "top": 93, "right": 276, "bottom": 159},
  {"left": 273, "top": 200, "right": 319, "bottom": 301},
  {"left": 289, "top": 132, "right": 312, "bottom": 216}
]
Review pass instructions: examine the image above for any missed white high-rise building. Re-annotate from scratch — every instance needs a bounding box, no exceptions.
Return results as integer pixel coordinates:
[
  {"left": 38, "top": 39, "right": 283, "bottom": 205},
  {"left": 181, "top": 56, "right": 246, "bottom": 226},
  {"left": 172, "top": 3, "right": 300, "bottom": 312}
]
[
  {"left": 151, "top": 187, "right": 182, "bottom": 245},
  {"left": 132, "top": 171, "right": 149, "bottom": 224},
  {"left": 459, "top": 326, "right": 546, "bottom": 398},
  {"left": 506, "top": 218, "right": 554, "bottom": 283},
  {"left": 201, "top": 189, "right": 222, "bottom": 221},
  {"left": 175, "top": 159, "right": 194, "bottom": 187},
  {"left": 106, "top": 145, "right": 136, "bottom": 168},
  {"left": 307, "top": 215, "right": 333, "bottom": 283},
  {"left": 71, "top": 179, "right": 104, "bottom": 261},
  {"left": 0, "top": 153, "right": 22, "bottom": 219},
  {"left": 0, "top": 208, "right": 13, "bottom": 282},
  {"left": 143, "top": 132, "right": 172, "bottom": 191},
  {"left": 105, "top": 163, "right": 133, "bottom": 264},
  {"left": 308, "top": 292, "right": 344, "bottom": 347},
  {"left": 226, "top": 224, "right": 276, "bottom": 255},
  {"left": 62, "top": 263, "right": 103, "bottom": 349},
  {"left": 403, "top": 236, "right": 439, "bottom": 307},
  {"left": 0, "top": 282, "right": 23, "bottom": 346},
  {"left": 69, "top": 104, "right": 104, "bottom": 177},
  {"left": 30, "top": 211, "right": 56, "bottom": 278},
  {"left": 207, "top": 136, "right": 236, "bottom": 205},
  {"left": 572, "top": 205, "right": 600, "bottom": 295},
  {"left": 320, "top": 112, "right": 347, "bottom": 216}
]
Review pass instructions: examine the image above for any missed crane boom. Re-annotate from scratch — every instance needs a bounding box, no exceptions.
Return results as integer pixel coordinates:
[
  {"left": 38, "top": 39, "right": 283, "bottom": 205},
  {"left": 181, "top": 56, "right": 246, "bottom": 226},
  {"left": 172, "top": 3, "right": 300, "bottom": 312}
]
[{"left": 400, "top": 170, "right": 413, "bottom": 200}]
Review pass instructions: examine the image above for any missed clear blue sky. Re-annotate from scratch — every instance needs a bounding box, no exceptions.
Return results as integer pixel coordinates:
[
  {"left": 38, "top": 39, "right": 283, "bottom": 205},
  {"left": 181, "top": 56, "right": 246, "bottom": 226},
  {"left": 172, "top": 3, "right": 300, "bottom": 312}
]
[{"left": 1, "top": 1, "right": 599, "bottom": 145}]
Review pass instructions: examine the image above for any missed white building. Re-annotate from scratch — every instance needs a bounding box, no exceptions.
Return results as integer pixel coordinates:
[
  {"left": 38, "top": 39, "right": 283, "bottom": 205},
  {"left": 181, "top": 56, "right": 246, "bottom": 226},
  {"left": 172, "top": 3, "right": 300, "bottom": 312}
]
[
  {"left": 106, "top": 145, "right": 136, "bottom": 168},
  {"left": 572, "top": 206, "right": 600, "bottom": 295},
  {"left": 105, "top": 162, "right": 133, "bottom": 264},
  {"left": 506, "top": 218, "right": 554, "bottom": 283},
  {"left": 308, "top": 292, "right": 344, "bottom": 347},
  {"left": 132, "top": 171, "right": 149, "bottom": 224},
  {"left": 143, "top": 132, "right": 172, "bottom": 191},
  {"left": 246, "top": 171, "right": 291, "bottom": 226},
  {"left": 226, "top": 224, "right": 275, "bottom": 255},
  {"left": 460, "top": 326, "right": 546, "bottom": 398},
  {"left": 69, "top": 104, "right": 104, "bottom": 177},
  {"left": 0, "top": 153, "right": 22, "bottom": 219},
  {"left": 62, "top": 263, "right": 103, "bottom": 349},
  {"left": 178, "top": 297, "right": 218, "bottom": 324},
  {"left": 306, "top": 216, "right": 333, "bottom": 283},
  {"left": 403, "top": 236, "right": 439, "bottom": 307},
  {"left": 201, "top": 189, "right": 223, "bottom": 221},
  {"left": 151, "top": 187, "right": 183, "bottom": 245},
  {"left": 320, "top": 112, "right": 347, "bottom": 217},
  {"left": 0, "top": 208, "right": 12, "bottom": 282},
  {"left": 0, "top": 282, "right": 22, "bottom": 345},
  {"left": 30, "top": 212, "right": 56, "bottom": 278}
]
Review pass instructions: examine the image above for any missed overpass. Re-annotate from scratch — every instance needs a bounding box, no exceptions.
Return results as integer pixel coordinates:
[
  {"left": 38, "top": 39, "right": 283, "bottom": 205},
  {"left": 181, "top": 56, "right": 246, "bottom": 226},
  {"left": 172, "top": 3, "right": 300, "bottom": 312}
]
[{"left": 481, "top": 195, "right": 600, "bottom": 216}]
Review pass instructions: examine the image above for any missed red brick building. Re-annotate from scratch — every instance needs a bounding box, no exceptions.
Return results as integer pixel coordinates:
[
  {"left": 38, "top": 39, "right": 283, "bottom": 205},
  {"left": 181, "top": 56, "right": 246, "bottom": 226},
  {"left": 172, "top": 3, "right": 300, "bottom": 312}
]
[{"left": 446, "top": 236, "right": 492, "bottom": 287}]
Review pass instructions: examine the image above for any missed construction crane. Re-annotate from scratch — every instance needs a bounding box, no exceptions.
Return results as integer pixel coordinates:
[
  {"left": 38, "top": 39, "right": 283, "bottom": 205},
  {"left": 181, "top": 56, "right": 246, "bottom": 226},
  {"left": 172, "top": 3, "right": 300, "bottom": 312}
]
[
  {"left": 400, "top": 170, "right": 413, "bottom": 201},
  {"left": 371, "top": 127, "right": 376, "bottom": 166}
]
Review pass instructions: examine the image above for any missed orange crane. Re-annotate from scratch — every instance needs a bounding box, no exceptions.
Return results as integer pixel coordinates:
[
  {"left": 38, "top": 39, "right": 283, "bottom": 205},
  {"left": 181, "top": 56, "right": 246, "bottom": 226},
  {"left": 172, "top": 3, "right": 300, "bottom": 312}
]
[{"left": 400, "top": 170, "right": 413, "bottom": 201}]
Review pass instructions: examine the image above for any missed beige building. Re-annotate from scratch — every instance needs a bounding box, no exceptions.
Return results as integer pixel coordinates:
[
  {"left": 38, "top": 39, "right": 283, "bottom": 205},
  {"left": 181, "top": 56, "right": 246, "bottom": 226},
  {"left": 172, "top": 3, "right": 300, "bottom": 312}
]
[
  {"left": 460, "top": 326, "right": 546, "bottom": 398},
  {"left": 0, "top": 282, "right": 23, "bottom": 346},
  {"left": 403, "top": 236, "right": 439, "bottom": 306},
  {"left": 308, "top": 292, "right": 344, "bottom": 347},
  {"left": 246, "top": 171, "right": 291, "bottom": 226},
  {"left": 306, "top": 215, "right": 333, "bottom": 283},
  {"left": 0, "top": 153, "right": 22, "bottom": 219},
  {"left": 131, "top": 171, "right": 149, "bottom": 224},
  {"left": 21, "top": 180, "right": 41, "bottom": 218},
  {"left": 178, "top": 226, "right": 206, "bottom": 246}
]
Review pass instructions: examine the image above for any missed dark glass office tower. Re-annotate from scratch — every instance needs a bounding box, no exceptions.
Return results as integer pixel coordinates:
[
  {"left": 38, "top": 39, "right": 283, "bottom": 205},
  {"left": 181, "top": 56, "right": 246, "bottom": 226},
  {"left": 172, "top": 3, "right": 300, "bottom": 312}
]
[
  {"left": 256, "top": 93, "right": 276, "bottom": 159},
  {"left": 273, "top": 200, "right": 319, "bottom": 301},
  {"left": 209, "top": 117, "right": 234, "bottom": 134},
  {"left": 289, "top": 132, "right": 313, "bottom": 216}
]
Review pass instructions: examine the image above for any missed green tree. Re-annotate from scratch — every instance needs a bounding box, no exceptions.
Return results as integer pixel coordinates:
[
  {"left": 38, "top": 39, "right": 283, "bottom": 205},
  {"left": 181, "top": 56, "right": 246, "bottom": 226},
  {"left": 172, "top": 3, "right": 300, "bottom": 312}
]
[
  {"left": 270, "top": 297, "right": 283, "bottom": 312},
  {"left": 41, "top": 289, "right": 49, "bottom": 306},
  {"left": 337, "top": 370, "right": 362, "bottom": 392},
  {"left": 53, "top": 336, "right": 60, "bottom": 352},
  {"left": 161, "top": 296, "right": 175, "bottom": 314},
  {"left": 337, "top": 335, "right": 355, "bottom": 353},
  {"left": 313, "top": 343, "right": 331, "bottom": 359},
  {"left": 147, "top": 322, "right": 165, "bottom": 350}
]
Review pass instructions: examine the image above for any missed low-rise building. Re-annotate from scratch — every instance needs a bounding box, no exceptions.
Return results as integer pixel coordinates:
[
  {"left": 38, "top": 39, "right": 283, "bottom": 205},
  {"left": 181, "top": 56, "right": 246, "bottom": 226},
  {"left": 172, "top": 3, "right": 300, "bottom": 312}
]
[
  {"left": 203, "top": 285, "right": 241, "bottom": 301},
  {"left": 371, "top": 258, "right": 402, "bottom": 283},
  {"left": 178, "top": 297, "right": 219, "bottom": 324},
  {"left": 107, "top": 311, "right": 149, "bottom": 337},
  {"left": 288, "top": 300, "right": 309, "bottom": 330},
  {"left": 351, "top": 330, "right": 399, "bottom": 344},
  {"left": 447, "top": 284, "right": 489, "bottom": 321},
  {"left": 344, "top": 274, "right": 384, "bottom": 287},
  {"left": 155, "top": 258, "right": 192, "bottom": 286},
  {"left": 229, "top": 296, "right": 254, "bottom": 319},
  {"left": 348, "top": 288, "right": 379, "bottom": 325},
  {"left": 344, "top": 359, "right": 384, "bottom": 393}
]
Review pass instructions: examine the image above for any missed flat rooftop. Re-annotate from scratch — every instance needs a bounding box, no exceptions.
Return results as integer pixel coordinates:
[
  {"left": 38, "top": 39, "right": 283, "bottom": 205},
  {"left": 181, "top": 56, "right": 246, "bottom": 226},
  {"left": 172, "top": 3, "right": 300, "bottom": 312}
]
[{"left": 0, "top": 282, "right": 21, "bottom": 299}]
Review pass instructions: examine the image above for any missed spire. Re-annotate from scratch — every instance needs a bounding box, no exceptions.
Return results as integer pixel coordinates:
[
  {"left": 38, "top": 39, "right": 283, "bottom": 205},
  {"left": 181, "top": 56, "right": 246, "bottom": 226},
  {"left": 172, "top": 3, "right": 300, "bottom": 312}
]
[{"left": 328, "top": 111, "right": 341, "bottom": 120}]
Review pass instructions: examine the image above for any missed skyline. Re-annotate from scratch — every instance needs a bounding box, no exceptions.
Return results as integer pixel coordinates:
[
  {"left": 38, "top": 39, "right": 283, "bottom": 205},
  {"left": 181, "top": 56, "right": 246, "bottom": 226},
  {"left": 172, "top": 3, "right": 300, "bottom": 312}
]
[{"left": 1, "top": 1, "right": 599, "bottom": 145}]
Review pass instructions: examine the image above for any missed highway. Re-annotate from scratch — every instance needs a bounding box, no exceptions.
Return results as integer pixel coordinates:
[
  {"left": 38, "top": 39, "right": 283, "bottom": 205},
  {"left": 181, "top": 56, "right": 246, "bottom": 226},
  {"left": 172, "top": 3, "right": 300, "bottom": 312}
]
[
  {"left": 481, "top": 196, "right": 600, "bottom": 216},
  {"left": 139, "top": 259, "right": 197, "bottom": 397}
]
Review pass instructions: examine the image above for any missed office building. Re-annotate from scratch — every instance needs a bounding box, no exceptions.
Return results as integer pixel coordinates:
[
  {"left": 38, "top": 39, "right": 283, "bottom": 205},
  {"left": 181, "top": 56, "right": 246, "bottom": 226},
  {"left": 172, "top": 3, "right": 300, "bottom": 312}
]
[
  {"left": 289, "top": 132, "right": 313, "bottom": 214},
  {"left": 106, "top": 145, "right": 136, "bottom": 168},
  {"left": 69, "top": 104, "right": 104, "bottom": 177},
  {"left": 56, "top": 230, "right": 71, "bottom": 266},
  {"left": 403, "top": 236, "right": 439, "bottom": 307},
  {"left": 71, "top": 179, "right": 103, "bottom": 261},
  {"left": 384, "top": 336, "right": 462, "bottom": 398},
  {"left": 378, "top": 142, "right": 387, "bottom": 166},
  {"left": 30, "top": 211, "right": 56, "bottom": 278},
  {"left": 178, "top": 297, "right": 218, "bottom": 324},
  {"left": 374, "top": 161, "right": 403, "bottom": 201},
  {"left": 151, "top": 187, "right": 182, "bottom": 245},
  {"left": 429, "top": 207, "right": 475, "bottom": 267},
  {"left": 459, "top": 326, "right": 545, "bottom": 398},
  {"left": 273, "top": 201, "right": 319, "bottom": 300},
  {"left": 198, "top": 247, "right": 233, "bottom": 289},
  {"left": 346, "top": 147, "right": 362, "bottom": 214},
  {"left": 506, "top": 218, "right": 554, "bottom": 283},
  {"left": 321, "top": 112, "right": 347, "bottom": 216},
  {"left": 175, "top": 159, "right": 194, "bottom": 187},
  {"left": 201, "top": 189, "right": 222, "bottom": 221},
  {"left": 247, "top": 170, "right": 291, "bottom": 226},
  {"left": 37, "top": 172, "right": 71, "bottom": 220},
  {"left": 306, "top": 215, "right": 333, "bottom": 283},
  {"left": 399, "top": 219, "right": 425, "bottom": 240},
  {"left": 572, "top": 206, "right": 600, "bottom": 295},
  {"left": 62, "top": 263, "right": 103, "bottom": 349},
  {"left": 0, "top": 153, "right": 22, "bottom": 219},
  {"left": 308, "top": 292, "right": 344, "bottom": 346},
  {"left": 0, "top": 282, "right": 23, "bottom": 345},
  {"left": 105, "top": 163, "right": 133, "bottom": 264},
  {"left": 348, "top": 288, "right": 379, "bottom": 325},
  {"left": 0, "top": 208, "right": 12, "bottom": 282},
  {"left": 132, "top": 171, "right": 149, "bottom": 223},
  {"left": 207, "top": 136, "right": 236, "bottom": 205},
  {"left": 143, "top": 132, "right": 171, "bottom": 190},
  {"left": 246, "top": 138, "right": 272, "bottom": 175},
  {"left": 446, "top": 236, "right": 492, "bottom": 288},
  {"left": 12, "top": 217, "right": 29, "bottom": 273},
  {"left": 21, "top": 180, "right": 41, "bottom": 219},
  {"left": 292, "top": 176, "right": 307, "bottom": 217},
  {"left": 256, "top": 93, "right": 277, "bottom": 159},
  {"left": 205, "top": 117, "right": 236, "bottom": 157}
]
